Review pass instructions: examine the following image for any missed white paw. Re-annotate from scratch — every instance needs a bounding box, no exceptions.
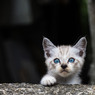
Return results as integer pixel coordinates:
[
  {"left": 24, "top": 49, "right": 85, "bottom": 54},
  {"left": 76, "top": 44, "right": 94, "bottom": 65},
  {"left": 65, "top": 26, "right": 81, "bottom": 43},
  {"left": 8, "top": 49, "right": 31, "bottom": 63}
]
[{"left": 40, "top": 75, "right": 56, "bottom": 86}]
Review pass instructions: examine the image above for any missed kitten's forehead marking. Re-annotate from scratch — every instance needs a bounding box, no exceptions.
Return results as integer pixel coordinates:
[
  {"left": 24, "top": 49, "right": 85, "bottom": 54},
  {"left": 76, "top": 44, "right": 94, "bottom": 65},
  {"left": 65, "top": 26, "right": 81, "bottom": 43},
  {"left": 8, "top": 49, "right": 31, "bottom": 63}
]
[{"left": 58, "top": 46, "right": 70, "bottom": 55}]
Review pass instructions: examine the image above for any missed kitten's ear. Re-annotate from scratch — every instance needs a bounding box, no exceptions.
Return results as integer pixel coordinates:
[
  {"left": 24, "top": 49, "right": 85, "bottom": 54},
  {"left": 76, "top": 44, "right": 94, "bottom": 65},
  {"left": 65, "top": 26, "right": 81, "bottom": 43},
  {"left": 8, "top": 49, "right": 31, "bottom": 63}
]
[
  {"left": 73, "top": 37, "right": 87, "bottom": 57},
  {"left": 42, "top": 37, "right": 56, "bottom": 58}
]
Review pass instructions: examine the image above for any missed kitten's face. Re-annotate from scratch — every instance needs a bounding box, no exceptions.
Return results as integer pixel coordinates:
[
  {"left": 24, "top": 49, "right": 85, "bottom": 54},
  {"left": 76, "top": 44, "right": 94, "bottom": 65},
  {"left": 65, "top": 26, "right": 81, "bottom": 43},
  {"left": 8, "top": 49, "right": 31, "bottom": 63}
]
[{"left": 43, "top": 37, "right": 87, "bottom": 77}]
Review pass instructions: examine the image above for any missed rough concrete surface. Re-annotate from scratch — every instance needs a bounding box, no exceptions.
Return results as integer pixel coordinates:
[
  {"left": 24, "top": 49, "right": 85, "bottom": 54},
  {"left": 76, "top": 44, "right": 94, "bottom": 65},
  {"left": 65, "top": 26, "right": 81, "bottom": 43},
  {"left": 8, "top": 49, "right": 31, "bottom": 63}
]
[{"left": 0, "top": 83, "right": 95, "bottom": 95}]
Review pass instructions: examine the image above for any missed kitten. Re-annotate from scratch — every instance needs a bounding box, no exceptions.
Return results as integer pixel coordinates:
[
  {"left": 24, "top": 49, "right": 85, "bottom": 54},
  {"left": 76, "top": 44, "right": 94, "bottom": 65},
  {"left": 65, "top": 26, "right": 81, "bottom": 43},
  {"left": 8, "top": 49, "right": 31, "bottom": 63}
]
[{"left": 40, "top": 37, "right": 87, "bottom": 85}]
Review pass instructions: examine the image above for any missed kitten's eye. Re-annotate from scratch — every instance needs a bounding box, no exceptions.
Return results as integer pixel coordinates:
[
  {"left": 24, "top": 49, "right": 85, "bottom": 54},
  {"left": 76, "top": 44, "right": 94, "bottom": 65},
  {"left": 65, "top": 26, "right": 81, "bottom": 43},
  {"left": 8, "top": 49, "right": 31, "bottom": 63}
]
[
  {"left": 68, "top": 58, "right": 75, "bottom": 63},
  {"left": 54, "top": 58, "right": 60, "bottom": 64}
]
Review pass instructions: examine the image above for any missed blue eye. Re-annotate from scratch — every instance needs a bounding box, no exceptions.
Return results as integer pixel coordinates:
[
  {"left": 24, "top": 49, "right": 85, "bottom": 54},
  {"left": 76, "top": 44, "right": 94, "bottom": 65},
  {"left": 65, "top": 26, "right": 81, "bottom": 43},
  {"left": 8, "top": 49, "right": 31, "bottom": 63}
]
[
  {"left": 54, "top": 58, "right": 60, "bottom": 64},
  {"left": 68, "top": 58, "right": 75, "bottom": 63}
]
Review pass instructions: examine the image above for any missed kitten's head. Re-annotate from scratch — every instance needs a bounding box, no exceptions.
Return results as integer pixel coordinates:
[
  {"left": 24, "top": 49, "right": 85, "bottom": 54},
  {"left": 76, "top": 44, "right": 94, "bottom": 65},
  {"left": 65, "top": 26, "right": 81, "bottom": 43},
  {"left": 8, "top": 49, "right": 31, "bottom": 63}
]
[{"left": 42, "top": 37, "right": 87, "bottom": 77}]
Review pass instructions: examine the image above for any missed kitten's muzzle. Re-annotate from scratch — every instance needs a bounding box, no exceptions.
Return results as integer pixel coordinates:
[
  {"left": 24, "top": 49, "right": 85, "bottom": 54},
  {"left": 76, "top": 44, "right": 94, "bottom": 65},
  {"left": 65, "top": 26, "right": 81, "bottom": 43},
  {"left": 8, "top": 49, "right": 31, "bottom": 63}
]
[{"left": 61, "top": 65, "right": 67, "bottom": 69}]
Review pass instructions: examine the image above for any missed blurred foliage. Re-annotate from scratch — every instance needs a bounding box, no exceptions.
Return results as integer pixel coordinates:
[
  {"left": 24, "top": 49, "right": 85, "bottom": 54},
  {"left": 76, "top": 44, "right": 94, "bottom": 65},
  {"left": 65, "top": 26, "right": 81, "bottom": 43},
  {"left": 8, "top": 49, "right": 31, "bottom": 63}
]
[
  {"left": 78, "top": 0, "right": 91, "bottom": 84},
  {"left": 78, "top": 0, "right": 89, "bottom": 34}
]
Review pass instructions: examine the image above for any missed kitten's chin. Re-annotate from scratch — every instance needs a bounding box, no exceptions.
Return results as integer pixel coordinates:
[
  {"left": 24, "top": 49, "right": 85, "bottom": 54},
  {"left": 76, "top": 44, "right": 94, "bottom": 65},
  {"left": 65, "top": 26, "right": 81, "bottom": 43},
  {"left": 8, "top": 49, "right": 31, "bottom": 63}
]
[
  {"left": 58, "top": 71, "right": 71, "bottom": 77},
  {"left": 56, "top": 68, "right": 71, "bottom": 77}
]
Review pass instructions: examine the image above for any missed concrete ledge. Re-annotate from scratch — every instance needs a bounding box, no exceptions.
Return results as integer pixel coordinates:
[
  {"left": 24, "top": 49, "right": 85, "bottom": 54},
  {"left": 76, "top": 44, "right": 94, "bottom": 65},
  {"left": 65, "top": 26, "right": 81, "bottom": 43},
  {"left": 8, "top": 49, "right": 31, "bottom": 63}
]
[{"left": 0, "top": 83, "right": 95, "bottom": 94}]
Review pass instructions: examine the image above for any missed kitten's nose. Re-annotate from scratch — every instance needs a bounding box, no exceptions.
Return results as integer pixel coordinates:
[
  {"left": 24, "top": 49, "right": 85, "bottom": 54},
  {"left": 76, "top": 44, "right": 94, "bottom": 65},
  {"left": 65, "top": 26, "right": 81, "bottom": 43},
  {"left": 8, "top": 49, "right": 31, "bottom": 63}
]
[{"left": 61, "top": 65, "right": 67, "bottom": 69}]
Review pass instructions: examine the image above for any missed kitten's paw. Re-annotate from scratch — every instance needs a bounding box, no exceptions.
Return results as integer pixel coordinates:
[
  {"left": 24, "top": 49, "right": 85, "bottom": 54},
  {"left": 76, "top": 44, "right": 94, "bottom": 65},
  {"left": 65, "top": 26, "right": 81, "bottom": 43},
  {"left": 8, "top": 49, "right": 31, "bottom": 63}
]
[{"left": 40, "top": 75, "right": 56, "bottom": 86}]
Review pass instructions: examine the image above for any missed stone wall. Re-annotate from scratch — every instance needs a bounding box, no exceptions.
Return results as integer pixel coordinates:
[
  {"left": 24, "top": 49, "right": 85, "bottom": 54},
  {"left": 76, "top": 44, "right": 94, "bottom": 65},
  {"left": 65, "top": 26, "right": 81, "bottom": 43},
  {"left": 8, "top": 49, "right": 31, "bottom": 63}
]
[{"left": 0, "top": 83, "right": 95, "bottom": 94}]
